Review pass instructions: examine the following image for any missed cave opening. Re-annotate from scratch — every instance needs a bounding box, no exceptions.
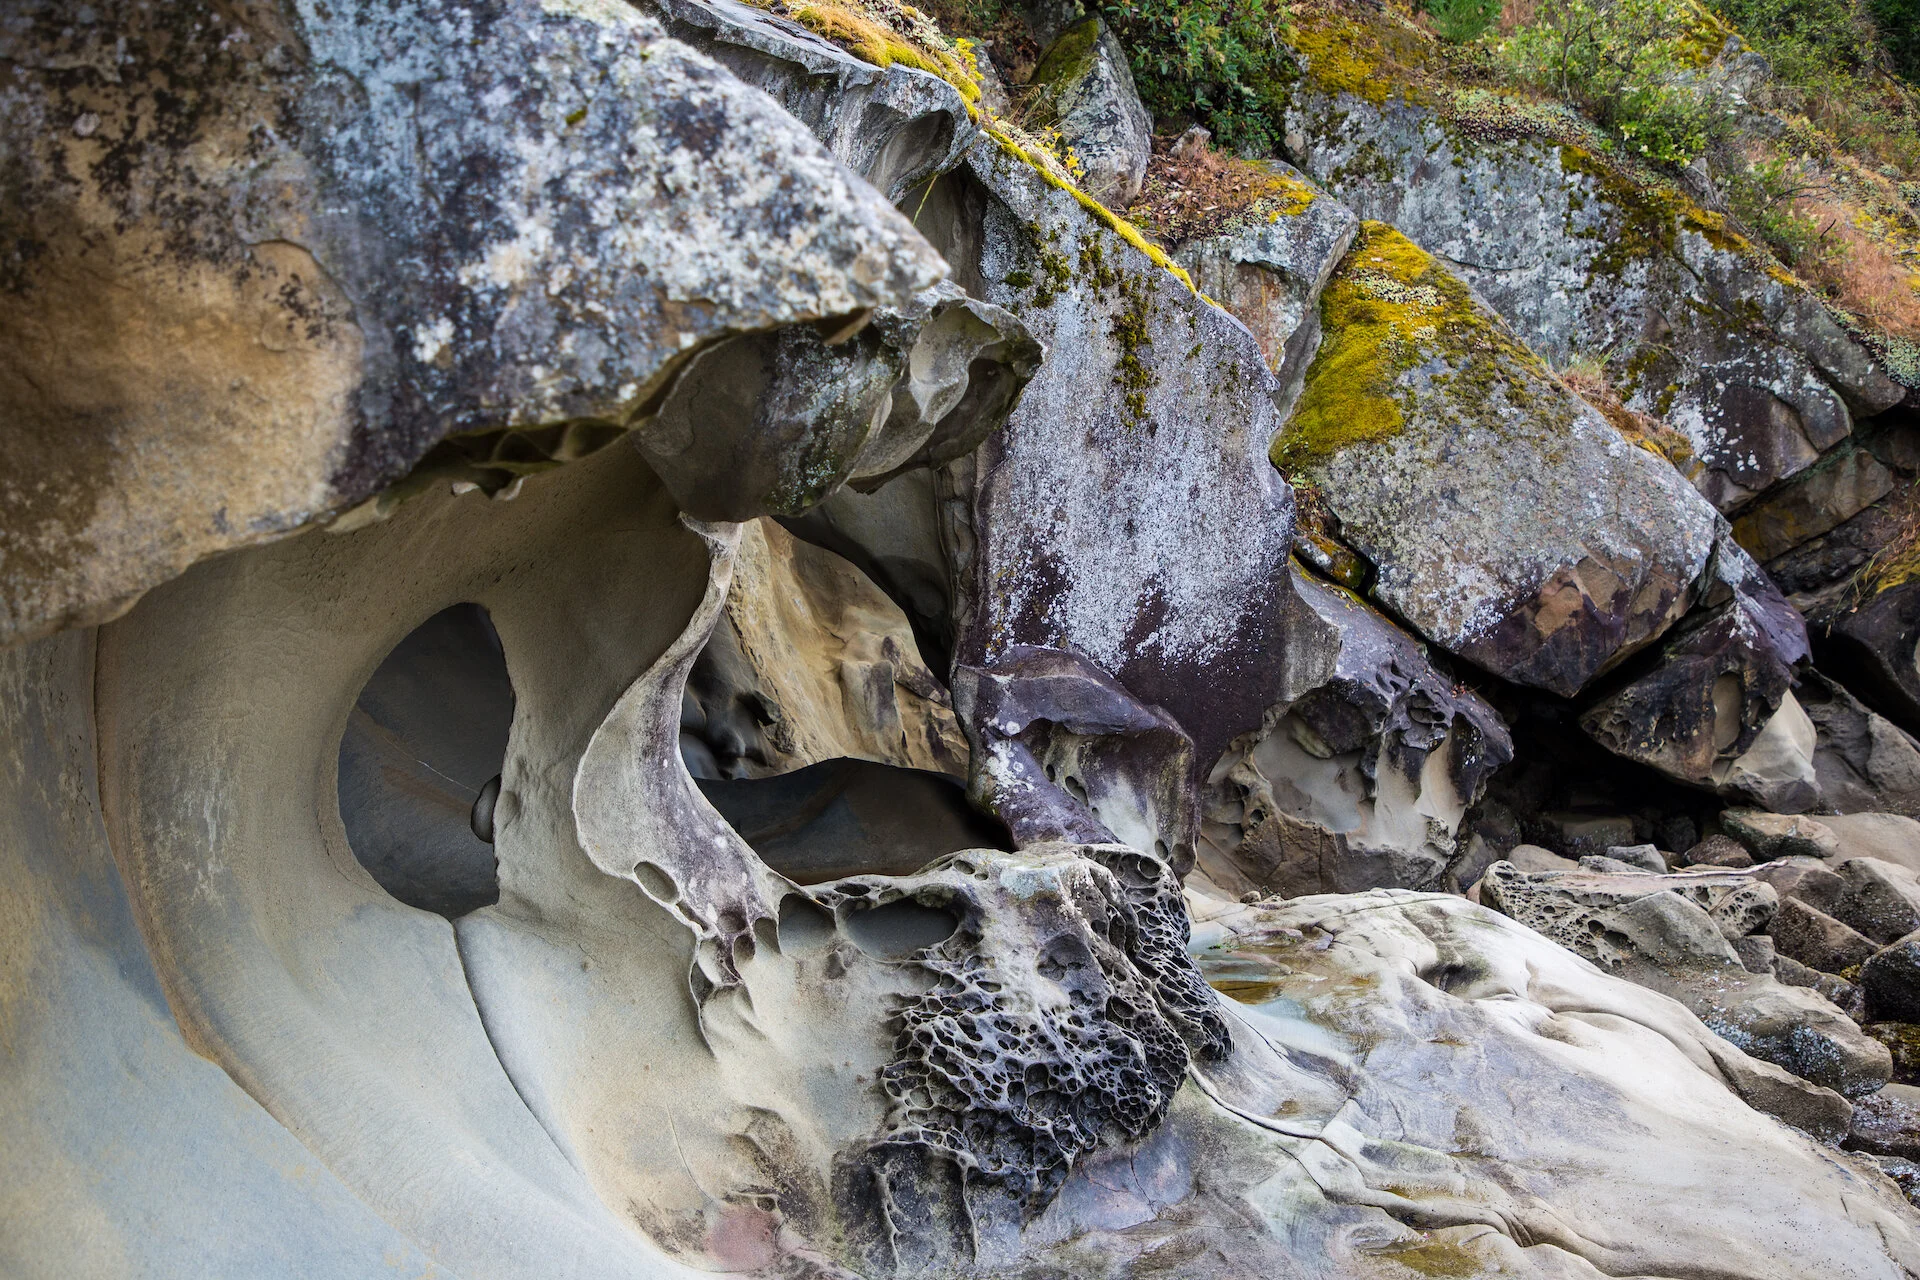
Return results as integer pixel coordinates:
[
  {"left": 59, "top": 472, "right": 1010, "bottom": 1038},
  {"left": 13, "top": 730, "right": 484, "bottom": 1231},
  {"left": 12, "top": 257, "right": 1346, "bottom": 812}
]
[{"left": 337, "top": 603, "right": 513, "bottom": 918}]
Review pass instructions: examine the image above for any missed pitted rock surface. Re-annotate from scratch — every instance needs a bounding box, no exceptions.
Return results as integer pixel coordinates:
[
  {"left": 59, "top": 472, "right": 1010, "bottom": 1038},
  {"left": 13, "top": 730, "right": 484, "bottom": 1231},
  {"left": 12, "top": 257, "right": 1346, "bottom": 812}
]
[{"left": 821, "top": 845, "right": 1213, "bottom": 1207}]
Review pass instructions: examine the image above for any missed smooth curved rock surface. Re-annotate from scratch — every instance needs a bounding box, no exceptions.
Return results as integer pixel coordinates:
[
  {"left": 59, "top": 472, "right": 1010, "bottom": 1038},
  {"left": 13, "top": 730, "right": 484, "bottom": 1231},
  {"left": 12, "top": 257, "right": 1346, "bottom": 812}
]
[{"left": 1191, "top": 888, "right": 1920, "bottom": 1276}]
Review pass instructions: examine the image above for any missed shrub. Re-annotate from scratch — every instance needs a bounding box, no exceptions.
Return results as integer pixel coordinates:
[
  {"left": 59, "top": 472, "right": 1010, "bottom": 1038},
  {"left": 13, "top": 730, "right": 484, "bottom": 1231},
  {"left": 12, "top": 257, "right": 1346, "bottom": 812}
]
[
  {"left": 1720, "top": 150, "right": 1825, "bottom": 260},
  {"left": 1423, "top": 0, "right": 1503, "bottom": 42},
  {"left": 1871, "top": 0, "right": 1920, "bottom": 83},
  {"left": 1097, "top": 0, "right": 1291, "bottom": 153},
  {"left": 1495, "top": 0, "right": 1730, "bottom": 164}
]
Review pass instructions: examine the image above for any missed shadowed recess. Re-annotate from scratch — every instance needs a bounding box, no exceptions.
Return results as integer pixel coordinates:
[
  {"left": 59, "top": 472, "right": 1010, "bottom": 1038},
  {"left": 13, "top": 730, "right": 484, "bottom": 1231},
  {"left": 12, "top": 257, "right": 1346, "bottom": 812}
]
[
  {"left": 695, "top": 757, "right": 1012, "bottom": 884},
  {"left": 337, "top": 603, "right": 513, "bottom": 918}
]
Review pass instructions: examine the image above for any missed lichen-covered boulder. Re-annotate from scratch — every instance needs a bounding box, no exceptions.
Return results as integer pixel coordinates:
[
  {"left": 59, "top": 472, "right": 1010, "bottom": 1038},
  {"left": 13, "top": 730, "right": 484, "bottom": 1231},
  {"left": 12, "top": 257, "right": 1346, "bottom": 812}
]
[
  {"left": 1272, "top": 221, "right": 1720, "bottom": 696},
  {"left": 1026, "top": 17, "right": 1154, "bottom": 207},
  {"left": 1279, "top": 20, "right": 1911, "bottom": 509},
  {"left": 937, "top": 137, "right": 1300, "bottom": 770},
  {"left": 1198, "top": 564, "right": 1512, "bottom": 898},
  {"left": 0, "top": 0, "right": 947, "bottom": 647},
  {"left": 645, "top": 0, "right": 980, "bottom": 201}
]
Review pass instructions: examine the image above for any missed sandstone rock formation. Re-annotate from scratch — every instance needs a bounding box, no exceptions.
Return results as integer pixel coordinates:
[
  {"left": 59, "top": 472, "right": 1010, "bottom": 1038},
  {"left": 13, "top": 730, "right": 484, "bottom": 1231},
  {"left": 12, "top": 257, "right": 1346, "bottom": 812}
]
[{"left": 8, "top": 0, "right": 1920, "bottom": 1274}]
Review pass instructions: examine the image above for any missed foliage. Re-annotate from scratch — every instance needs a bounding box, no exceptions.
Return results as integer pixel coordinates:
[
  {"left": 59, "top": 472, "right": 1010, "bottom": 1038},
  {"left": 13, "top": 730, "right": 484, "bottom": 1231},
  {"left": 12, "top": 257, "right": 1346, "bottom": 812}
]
[
  {"left": 1422, "top": 0, "right": 1502, "bottom": 43},
  {"left": 1871, "top": 0, "right": 1920, "bottom": 83},
  {"left": 1708, "top": 0, "right": 1920, "bottom": 173},
  {"left": 1720, "top": 151, "right": 1825, "bottom": 259},
  {"left": 1494, "top": 0, "right": 1731, "bottom": 164},
  {"left": 1097, "top": 0, "right": 1292, "bottom": 153}
]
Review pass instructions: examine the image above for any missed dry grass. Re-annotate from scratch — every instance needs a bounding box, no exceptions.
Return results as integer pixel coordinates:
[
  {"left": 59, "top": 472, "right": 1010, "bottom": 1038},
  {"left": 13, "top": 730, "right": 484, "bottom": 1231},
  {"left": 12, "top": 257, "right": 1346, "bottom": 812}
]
[
  {"left": 1858, "top": 480, "right": 1920, "bottom": 597},
  {"left": 1127, "top": 133, "right": 1319, "bottom": 246},
  {"left": 1792, "top": 193, "right": 1920, "bottom": 337},
  {"left": 1497, "top": 0, "right": 1538, "bottom": 36}
]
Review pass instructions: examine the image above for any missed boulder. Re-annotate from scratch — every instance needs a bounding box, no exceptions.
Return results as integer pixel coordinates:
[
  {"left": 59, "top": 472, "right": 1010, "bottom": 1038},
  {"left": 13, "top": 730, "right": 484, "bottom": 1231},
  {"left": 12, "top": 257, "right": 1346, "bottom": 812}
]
[
  {"left": 1536, "top": 811, "right": 1642, "bottom": 858},
  {"left": 1865, "top": 934, "right": 1920, "bottom": 1023},
  {"left": 1579, "top": 532, "right": 1814, "bottom": 808},
  {"left": 1778, "top": 955, "right": 1868, "bottom": 1017},
  {"left": 940, "top": 136, "right": 1299, "bottom": 771},
  {"left": 1479, "top": 862, "right": 1890, "bottom": 1095},
  {"left": 1172, "top": 163, "right": 1361, "bottom": 411},
  {"left": 1026, "top": 17, "right": 1153, "bottom": 206},
  {"left": 1278, "top": 8, "right": 1908, "bottom": 510},
  {"left": 1711, "top": 691, "right": 1823, "bottom": 813},
  {"left": 1271, "top": 221, "right": 1720, "bottom": 698},
  {"left": 1767, "top": 491, "right": 1908, "bottom": 609},
  {"left": 1198, "top": 565, "right": 1512, "bottom": 898},
  {"left": 1733, "top": 933, "right": 1778, "bottom": 974},
  {"left": 1723, "top": 809, "right": 1843, "bottom": 860},
  {"left": 1770, "top": 897, "right": 1880, "bottom": 974},
  {"left": 0, "top": 0, "right": 950, "bottom": 647},
  {"left": 1606, "top": 843, "right": 1669, "bottom": 872},
  {"left": 1848, "top": 1083, "right": 1920, "bottom": 1161},
  {"left": 1801, "top": 673, "right": 1920, "bottom": 819},
  {"left": 1683, "top": 835, "right": 1755, "bottom": 868},
  {"left": 1835, "top": 858, "right": 1920, "bottom": 946},
  {"left": 953, "top": 646, "right": 1197, "bottom": 867},
  {"left": 1749, "top": 856, "right": 1847, "bottom": 913},
  {"left": 1819, "top": 812, "right": 1920, "bottom": 870},
  {"left": 1480, "top": 862, "right": 1775, "bottom": 962},
  {"left": 646, "top": 0, "right": 979, "bottom": 201}
]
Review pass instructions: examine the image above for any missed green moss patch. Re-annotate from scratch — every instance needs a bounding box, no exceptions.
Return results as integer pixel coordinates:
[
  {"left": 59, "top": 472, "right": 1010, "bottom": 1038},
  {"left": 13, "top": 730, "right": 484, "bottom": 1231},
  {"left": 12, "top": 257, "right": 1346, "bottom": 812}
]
[{"left": 1272, "top": 221, "right": 1564, "bottom": 473}]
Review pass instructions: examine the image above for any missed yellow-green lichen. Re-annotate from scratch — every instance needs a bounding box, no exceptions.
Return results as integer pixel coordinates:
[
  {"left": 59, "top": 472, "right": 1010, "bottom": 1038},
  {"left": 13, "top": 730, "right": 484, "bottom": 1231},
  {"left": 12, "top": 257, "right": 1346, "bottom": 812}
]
[
  {"left": 753, "top": 0, "right": 984, "bottom": 109},
  {"left": 988, "top": 127, "right": 1197, "bottom": 292},
  {"left": 1287, "top": 7, "right": 1435, "bottom": 108},
  {"left": 1273, "top": 220, "right": 1562, "bottom": 474}
]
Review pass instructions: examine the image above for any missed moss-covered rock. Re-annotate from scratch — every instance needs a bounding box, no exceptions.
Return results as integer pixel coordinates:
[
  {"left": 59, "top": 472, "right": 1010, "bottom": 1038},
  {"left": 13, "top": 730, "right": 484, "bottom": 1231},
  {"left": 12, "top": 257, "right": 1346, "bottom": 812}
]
[
  {"left": 1274, "top": 222, "right": 1722, "bottom": 697},
  {"left": 1278, "top": 15, "right": 1910, "bottom": 511},
  {"left": 1026, "top": 16, "right": 1154, "bottom": 207}
]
